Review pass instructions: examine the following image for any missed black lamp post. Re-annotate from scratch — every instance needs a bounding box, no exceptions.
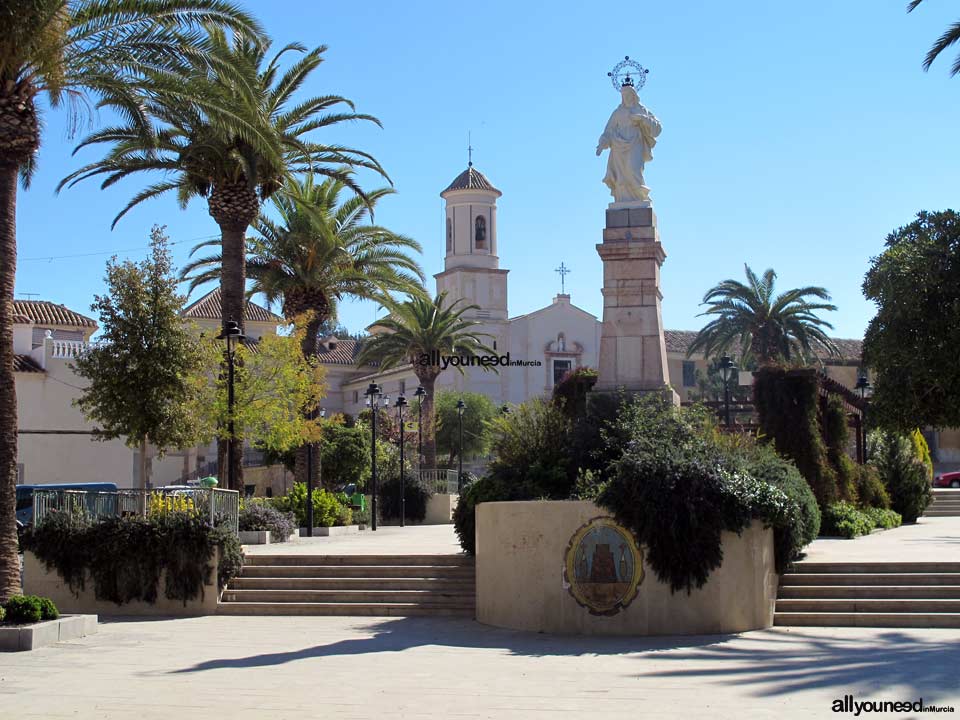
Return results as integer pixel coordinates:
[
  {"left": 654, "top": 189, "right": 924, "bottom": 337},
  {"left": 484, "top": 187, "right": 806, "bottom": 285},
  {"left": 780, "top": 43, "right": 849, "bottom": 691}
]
[
  {"left": 305, "top": 407, "right": 326, "bottom": 536},
  {"left": 365, "top": 383, "right": 382, "bottom": 531},
  {"left": 216, "top": 320, "right": 245, "bottom": 491},
  {"left": 456, "top": 398, "right": 466, "bottom": 492},
  {"left": 719, "top": 355, "right": 737, "bottom": 428},
  {"left": 499, "top": 404, "right": 511, "bottom": 416},
  {"left": 414, "top": 386, "right": 426, "bottom": 474},
  {"left": 856, "top": 374, "right": 871, "bottom": 462},
  {"left": 395, "top": 395, "right": 408, "bottom": 527}
]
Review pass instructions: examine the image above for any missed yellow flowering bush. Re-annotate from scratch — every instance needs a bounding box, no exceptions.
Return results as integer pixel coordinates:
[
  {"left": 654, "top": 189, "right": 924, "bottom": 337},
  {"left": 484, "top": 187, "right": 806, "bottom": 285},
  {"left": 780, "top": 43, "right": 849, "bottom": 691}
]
[{"left": 147, "top": 492, "right": 198, "bottom": 517}]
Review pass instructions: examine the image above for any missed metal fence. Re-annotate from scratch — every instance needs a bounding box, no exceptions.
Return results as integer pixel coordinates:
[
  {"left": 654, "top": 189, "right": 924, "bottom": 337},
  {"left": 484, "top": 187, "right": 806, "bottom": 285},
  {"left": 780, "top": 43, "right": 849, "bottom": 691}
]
[
  {"left": 418, "top": 469, "right": 461, "bottom": 495},
  {"left": 30, "top": 488, "right": 240, "bottom": 535}
]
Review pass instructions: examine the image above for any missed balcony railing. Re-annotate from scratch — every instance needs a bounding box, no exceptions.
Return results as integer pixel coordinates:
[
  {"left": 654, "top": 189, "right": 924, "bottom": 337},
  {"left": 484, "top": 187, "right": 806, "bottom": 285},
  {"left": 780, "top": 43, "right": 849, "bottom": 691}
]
[{"left": 49, "top": 339, "right": 89, "bottom": 359}]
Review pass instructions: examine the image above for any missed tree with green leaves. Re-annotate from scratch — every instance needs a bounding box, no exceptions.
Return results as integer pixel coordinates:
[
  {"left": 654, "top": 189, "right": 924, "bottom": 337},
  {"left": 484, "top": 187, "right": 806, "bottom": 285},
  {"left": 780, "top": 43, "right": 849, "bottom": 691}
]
[
  {"left": 687, "top": 264, "right": 840, "bottom": 366},
  {"left": 862, "top": 210, "right": 960, "bottom": 430},
  {"left": 435, "top": 390, "right": 496, "bottom": 468},
  {"left": 72, "top": 227, "right": 209, "bottom": 489},
  {"left": 182, "top": 172, "right": 424, "bottom": 484},
  {"left": 0, "top": 0, "right": 260, "bottom": 603},
  {"left": 186, "top": 327, "right": 327, "bottom": 463},
  {"left": 61, "top": 30, "right": 386, "bottom": 487},
  {"left": 354, "top": 292, "right": 496, "bottom": 469}
]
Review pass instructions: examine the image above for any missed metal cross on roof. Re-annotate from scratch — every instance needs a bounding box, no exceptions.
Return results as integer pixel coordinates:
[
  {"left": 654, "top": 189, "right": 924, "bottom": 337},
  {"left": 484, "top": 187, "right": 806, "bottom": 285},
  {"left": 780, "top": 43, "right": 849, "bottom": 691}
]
[
  {"left": 468, "top": 131, "right": 473, "bottom": 167},
  {"left": 555, "top": 262, "right": 571, "bottom": 294}
]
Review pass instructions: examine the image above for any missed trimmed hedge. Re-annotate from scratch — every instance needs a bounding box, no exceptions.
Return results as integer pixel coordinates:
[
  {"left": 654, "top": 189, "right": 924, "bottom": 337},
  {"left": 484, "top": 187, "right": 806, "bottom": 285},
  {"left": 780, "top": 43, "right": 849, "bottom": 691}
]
[
  {"left": 3, "top": 595, "right": 58, "bottom": 625},
  {"left": 379, "top": 475, "right": 431, "bottom": 523}
]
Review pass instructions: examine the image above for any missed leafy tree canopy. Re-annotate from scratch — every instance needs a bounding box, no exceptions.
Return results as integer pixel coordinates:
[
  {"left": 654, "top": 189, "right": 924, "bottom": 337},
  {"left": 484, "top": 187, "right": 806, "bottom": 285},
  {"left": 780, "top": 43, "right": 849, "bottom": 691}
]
[
  {"left": 862, "top": 210, "right": 960, "bottom": 429},
  {"left": 434, "top": 390, "right": 497, "bottom": 464}
]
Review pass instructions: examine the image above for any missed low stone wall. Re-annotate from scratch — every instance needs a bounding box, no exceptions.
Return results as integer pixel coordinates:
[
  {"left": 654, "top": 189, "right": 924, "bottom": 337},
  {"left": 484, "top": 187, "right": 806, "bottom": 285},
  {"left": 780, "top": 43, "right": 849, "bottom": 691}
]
[
  {"left": 0, "top": 615, "right": 98, "bottom": 652},
  {"left": 23, "top": 550, "right": 220, "bottom": 617},
  {"left": 476, "top": 501, "right": 777, "bottom": 635},
  {"left": 424, "top": 494, "right": 457, "bottom": 524}
]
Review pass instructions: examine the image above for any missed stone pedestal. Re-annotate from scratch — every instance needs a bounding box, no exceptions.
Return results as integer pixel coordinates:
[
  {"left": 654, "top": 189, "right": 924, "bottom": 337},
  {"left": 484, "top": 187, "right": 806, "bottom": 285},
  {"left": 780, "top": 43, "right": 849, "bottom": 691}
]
[{"left": 594, "top": 206, "right": 678, "bottom": 403}]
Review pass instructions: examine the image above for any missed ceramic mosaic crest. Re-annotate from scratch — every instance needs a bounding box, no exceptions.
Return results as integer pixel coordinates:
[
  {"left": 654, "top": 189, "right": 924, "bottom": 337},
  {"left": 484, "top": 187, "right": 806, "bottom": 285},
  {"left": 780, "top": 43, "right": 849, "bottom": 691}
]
[{"left": 563, "top": 516, "right": 644, "bottom": 616}]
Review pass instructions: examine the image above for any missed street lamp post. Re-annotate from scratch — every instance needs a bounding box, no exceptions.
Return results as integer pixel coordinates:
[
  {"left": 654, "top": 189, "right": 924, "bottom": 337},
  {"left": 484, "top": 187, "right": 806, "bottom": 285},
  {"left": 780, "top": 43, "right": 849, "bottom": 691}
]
[
  {"left": 719, "top": 355, "right": 737, "bottom": 429},
  {"left": 395, "top": 395, "right": 408, "bottom": 527},
  {"left": 305, "top": 407, "right": 326, "bottom": 536},
  {"left": 856, "top": 374, "right": 871, "bottom": 463},
  {"left": 216, "top": 320, "right": 245, "bottom": 492},
  {"left": 456, "top": 398, "right": 466, "bottom": 492},
  {"left": 365, "top": 383, "right": 382, "bottom": 531},
  {"left": 414, "top": 386, "right": 426, "bottom": 475}
]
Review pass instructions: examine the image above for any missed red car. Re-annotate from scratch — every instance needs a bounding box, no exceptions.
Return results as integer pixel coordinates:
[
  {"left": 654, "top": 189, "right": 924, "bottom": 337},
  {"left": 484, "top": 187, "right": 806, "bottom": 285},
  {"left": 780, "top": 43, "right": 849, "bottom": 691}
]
[{"left": 934, "top": 471, "right": 960, "bottom": 488}]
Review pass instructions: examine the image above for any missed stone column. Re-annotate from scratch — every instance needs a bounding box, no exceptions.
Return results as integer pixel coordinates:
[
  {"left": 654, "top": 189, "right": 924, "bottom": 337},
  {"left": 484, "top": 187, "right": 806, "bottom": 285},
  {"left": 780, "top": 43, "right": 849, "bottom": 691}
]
[{"left": 595, "top": 205, "right": 678, "bottom": 404}]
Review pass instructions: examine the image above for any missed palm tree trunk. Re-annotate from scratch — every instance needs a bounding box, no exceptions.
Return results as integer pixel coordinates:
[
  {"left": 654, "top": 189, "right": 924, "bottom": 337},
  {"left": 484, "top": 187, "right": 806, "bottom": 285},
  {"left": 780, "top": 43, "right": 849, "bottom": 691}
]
[
  {"left": 294, "top": 313, "right": 324, "bottom": 488},
  {"left": 418, "top": 373, "right": 438, "bottom": 470},
  {"left": 208, "top": 180, "right": 258, "bottom": 494},
  {"left": 0, "top": 163, "right": 21, "bottom": 601}
]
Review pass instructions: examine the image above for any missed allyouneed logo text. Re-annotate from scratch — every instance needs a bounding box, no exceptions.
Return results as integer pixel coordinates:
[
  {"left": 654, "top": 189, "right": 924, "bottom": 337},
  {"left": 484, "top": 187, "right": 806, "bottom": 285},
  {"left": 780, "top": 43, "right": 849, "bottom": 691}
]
[{"left": 416, "top": 351, "right": 542, "bottom": 371}]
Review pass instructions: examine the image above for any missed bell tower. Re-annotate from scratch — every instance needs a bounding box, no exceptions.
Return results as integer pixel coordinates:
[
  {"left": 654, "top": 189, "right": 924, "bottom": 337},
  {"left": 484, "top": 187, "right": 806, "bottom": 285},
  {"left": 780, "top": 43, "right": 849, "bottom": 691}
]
[{"left": 435, "top": 163, "right": 508, "bottom": 321}]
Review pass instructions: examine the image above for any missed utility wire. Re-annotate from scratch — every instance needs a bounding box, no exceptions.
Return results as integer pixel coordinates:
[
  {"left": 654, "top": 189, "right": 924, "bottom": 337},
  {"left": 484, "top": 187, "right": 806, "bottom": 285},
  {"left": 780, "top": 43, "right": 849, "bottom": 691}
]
[{"left": 17, "top": 234, "right": 220, "bottom": 263}]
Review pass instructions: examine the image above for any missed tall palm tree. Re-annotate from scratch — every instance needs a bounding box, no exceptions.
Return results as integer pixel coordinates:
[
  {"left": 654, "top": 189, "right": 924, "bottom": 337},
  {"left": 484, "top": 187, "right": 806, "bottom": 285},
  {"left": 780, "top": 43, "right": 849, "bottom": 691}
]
[
  {"left": 60, "top": 30, "right": 387, "bottom": 489},
  {"left": 354, "top": 292, "right": 496, "bottom": 469},
  {"left": 182, "top": 173, "right": 426, "bottom": 485},
  {"left": 0, "top": 0, "right": 261, "bottom": 601},
  {"left": 908, "top": 0, "right": 960, "bottom": 74},
  {"left": 687, "top": 264, "right": 840, "bottom": 366}
]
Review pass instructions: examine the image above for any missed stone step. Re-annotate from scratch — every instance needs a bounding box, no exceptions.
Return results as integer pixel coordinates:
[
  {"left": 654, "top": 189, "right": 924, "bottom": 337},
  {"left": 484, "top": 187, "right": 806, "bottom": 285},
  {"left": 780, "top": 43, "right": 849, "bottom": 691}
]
[
  {"left": 240, "top": 565, "right": 475, "bottom": 579},
  {"left": 774, "top": 612, "right": 960, "bottom": 628},
  {"left": 244, "top": 554, "right": 472, "bottom": 567},
  {"left": 780, "top": 573, "right": 960, "bottom": 586},
  {"left": 788, "top": 562, "right": 960, "bottom": 574},
  {"left": 221, "top": 589, "right": 476, "bottom": 604},
  {"left": 230, "top": 577, "right": 475, "bottom": 591},
  {"left": 778, "top": 585, "right": 960, "bottom": 599},
  {"left": 216, "top": 602, "right": 475, "bottom": 617},
  {"left": 776, "top": 599, "right": 960, "bottom": 613},
  {"left": 924, "top": 510, "right": 960, "bottom": 517}
]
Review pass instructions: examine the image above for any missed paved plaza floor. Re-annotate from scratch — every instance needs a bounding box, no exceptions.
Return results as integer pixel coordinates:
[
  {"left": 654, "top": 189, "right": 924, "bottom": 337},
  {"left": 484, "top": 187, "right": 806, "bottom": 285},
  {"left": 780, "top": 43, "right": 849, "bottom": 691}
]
[
  {"left": 243, "top": 524, "right": 464, "bottom": 556},
  {"left": 2, "top": 615, "right": 958, "bottom": 719},
  {"left": 803, "top": 515, "right": 960, "bottom": 562}
]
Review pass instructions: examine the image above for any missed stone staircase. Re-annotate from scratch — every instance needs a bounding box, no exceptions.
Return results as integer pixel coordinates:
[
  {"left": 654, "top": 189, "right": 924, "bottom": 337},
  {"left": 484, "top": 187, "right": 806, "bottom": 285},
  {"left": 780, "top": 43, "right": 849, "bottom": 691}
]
[
  {"left": 775, "top": 562, "right": 960, "bottom": 627},
  {"left": 925, "top": 489, "right": 960, "bottom": 517},
  {"left": 218, "top": 554, "right": 475, "bottom": 617}
]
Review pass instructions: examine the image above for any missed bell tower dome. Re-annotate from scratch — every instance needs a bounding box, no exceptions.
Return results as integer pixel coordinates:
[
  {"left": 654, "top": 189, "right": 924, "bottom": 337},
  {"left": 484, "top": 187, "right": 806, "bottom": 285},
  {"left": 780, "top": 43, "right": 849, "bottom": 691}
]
[{"left": 435, "top": 163, "right": 508, "bottom": 321}]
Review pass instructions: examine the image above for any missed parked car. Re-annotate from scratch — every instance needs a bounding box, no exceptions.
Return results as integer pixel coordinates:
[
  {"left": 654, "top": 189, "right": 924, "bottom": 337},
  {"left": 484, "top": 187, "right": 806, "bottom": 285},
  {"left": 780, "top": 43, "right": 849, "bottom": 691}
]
[
  {"left": 934, "top": 471, "right": 960, "bottom": 488},
  {"left": 15, "top": 482, "right": 119, "bottom": 531}
]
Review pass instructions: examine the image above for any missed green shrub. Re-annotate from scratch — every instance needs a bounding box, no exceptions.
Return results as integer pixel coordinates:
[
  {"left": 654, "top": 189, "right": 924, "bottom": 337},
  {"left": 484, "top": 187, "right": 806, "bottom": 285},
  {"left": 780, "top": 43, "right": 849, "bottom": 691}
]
[
  {"left": 552, "top": 366, "right": 599, "bottom": 418},
  {"left": 269, "top": 483, "right": 348, "bottom": 528},
  {"left": 821, "top": 502, "right": 874, "bottom": 538},
  {"left": 453, "top": 475, "right": 515, "bottom": 555},
  {"left": 869, "top": 430, "right": 932, "bottom": 523},
  {"left": 22, "top": 511, "right": 242, "bottom": 606},
  {"left": 857, "top": 464, "right": 891, "bottom": 509},
  {"left": 0, "top": 605, "right": 4, "bottom": 622},
  {"left": 3, "top": 596, "right": 43, "bottom": 624},
  {"left": 37, "top": 596, "right": 59, "bottom": 621},
  {"left": 911, "top": 429, "right": 934, "bottom": 483},
  {"left": 743, "top": 444, "right": 821, "bottom": 566},
  {"left": 379, "top": 475, "right": 430, "bottom": 523},
  {"left": 824, "top": 395, "right": 859, "bottom": 503},
  {"left": 862, "top": 506, "right": 902, "bottom": 530},
  {"left": 239, "top": 502, "right": 296, "bottom": 540}
]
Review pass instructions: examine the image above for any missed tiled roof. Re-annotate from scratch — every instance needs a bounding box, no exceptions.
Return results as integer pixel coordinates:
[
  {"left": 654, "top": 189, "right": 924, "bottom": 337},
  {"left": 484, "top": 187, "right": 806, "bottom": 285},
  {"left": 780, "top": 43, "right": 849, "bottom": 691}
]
[
  {"left": 182, "top": 288, "right": 282, "bottom": 324},
  {"left": 13, "top": 300, "right": 96, "bottom": 328},
  {"left": 664, "top": 329, "right": 862, "bottom": 363},
  {"left": 442, "top": 165, "right": 501, "bottom": 195},
  {"left": 314, "top": 337, "right": 377, "bottom": 367},
  {"left": 14, "top": 355, "right": 43, "bottom": 373}
]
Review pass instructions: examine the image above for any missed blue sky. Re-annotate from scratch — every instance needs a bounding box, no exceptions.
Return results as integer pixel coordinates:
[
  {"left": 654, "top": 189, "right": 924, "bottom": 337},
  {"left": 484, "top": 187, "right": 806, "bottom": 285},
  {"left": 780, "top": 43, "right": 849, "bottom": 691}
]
[{"left": 14, "top": 0, "right": 960, "bottom": 339}]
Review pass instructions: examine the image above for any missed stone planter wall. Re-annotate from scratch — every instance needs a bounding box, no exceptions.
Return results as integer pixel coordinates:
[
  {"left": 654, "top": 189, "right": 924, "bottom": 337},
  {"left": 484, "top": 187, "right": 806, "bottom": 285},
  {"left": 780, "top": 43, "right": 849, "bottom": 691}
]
[
  {"left": 0, "top": 615, "right": 98, "bottom": 652},
  {"left": 476, "top": 501, "right": 778, "bottom": 636},
  {"left": 299, "top": 525, "right": 360, "bottom": 537},
  {"left": 23, "top": 550, "right": 221, "bottom": 617}
]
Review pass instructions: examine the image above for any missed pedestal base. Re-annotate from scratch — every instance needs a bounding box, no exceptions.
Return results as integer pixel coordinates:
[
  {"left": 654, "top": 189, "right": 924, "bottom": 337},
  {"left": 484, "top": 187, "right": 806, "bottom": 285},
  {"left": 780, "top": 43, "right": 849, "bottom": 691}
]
[{"left": 596, "top": 205, "right": 675, "bottom": 401}]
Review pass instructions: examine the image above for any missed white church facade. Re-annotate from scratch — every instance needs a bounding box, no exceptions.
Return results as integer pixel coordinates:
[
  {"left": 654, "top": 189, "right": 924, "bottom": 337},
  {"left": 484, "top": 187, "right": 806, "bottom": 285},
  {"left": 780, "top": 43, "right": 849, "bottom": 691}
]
[{"left": 319, "top": 163, "right": 603, "bottom": 415}]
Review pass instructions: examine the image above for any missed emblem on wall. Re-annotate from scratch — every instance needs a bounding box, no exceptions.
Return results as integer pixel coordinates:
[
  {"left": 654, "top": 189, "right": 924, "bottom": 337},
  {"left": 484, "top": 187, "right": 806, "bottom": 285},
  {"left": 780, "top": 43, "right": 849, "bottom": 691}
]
[{"left": 563, "top": 516, "right": 644, "bottom": 616}]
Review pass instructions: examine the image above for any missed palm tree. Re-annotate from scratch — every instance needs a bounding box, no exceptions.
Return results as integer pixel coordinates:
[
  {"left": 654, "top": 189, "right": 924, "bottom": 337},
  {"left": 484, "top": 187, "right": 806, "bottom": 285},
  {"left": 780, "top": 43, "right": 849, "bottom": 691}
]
[
  {"left": 182, "top": 173, "right": 426, "bottom": 485},
  {"left": 60, "top": 30, "right": 386, "bottom": 489},
  {"left": 354, "top": 292, "right": 496, "bottom": 469},
  {"left": 183, "top": 173, "right": 426, "bottom": 358},
  {"left": 0, "top": 0, "right": 261, "bottom": 602},
  {"left": 687, "top": 264, "right": 840, "bottom": 366},
  {"left": 908, "top": 0, "right": 960, "bottom": 75}
]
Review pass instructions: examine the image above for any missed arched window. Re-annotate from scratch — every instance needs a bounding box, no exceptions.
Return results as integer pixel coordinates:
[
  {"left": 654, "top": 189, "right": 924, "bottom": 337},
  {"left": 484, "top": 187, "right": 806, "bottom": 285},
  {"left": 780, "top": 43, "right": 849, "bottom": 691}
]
[
  {"left": 446, "top": 218, "right": 452, "bottom": 252},
  {"left": 475, "top": 216, "right": 487, "bottom": 249}
]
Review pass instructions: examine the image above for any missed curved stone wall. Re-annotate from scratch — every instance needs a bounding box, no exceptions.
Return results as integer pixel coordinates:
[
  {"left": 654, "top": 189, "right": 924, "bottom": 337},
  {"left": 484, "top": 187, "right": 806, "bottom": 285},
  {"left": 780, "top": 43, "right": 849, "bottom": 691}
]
[{"left": 476, "top": 500, "right": 777, "bottom": 635}]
